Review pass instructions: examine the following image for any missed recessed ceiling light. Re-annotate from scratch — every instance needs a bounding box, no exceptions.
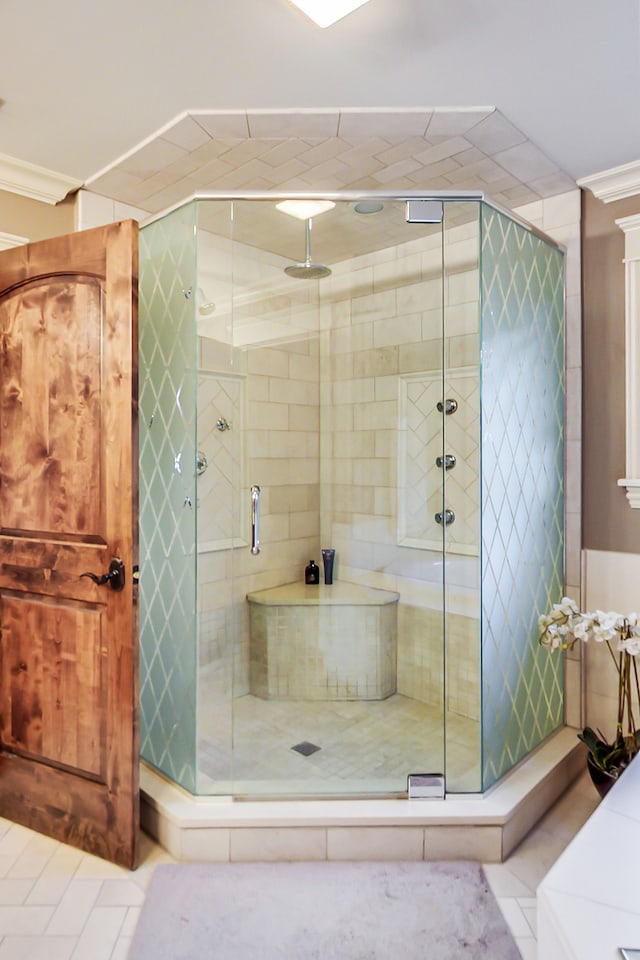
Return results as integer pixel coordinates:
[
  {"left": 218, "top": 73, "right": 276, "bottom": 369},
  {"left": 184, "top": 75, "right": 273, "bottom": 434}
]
[
  {"left": 287, "top": 0, "right": 371, "bottom": 28},
  {"left": 354, "top": 201, "right": 384, "bottom": 215},
  {"left": 276, "top": 199, "right": 336, "bottom": 220}
]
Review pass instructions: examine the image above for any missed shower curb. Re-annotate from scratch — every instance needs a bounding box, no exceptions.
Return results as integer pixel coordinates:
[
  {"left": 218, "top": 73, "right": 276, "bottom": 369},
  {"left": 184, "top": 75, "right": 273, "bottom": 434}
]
[{"left": 140, "top": 727, "right": 584, "bottom": 863}]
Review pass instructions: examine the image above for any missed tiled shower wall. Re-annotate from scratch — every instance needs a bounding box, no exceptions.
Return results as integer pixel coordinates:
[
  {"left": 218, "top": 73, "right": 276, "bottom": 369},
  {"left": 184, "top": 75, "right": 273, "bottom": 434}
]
[
  {"left": 197, "top": 333, "right": 321, "bottom": 699},
  {"left": 197, "top": 212, "right": 482, "bottom": 721},
  {"left": 196, "top": 194, "right": 580, "bottom": 745},
  {"left": 318, "top": 213, "right": 481, "bottom": 722}
]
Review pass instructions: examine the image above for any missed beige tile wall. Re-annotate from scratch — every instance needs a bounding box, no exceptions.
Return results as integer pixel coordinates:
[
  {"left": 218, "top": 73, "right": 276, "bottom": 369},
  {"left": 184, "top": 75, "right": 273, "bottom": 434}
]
[
  {"left": 398, "top": 605, "right": 480, "bottom": 722},
  {"left": 319, "top": 215, "right": 481, "bottom": 720},
  {"left": 200, "top": 218, "right": 478, "bottom": 717},
  {"left": 196, "top": 192, "right": 581, "bottom": 733},
  {"left": 198, "top": 333, "right": 321, "bottom": 694}
]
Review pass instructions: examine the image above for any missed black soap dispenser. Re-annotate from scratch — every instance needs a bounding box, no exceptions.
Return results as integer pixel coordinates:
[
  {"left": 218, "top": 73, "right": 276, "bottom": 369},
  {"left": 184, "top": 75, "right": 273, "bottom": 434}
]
[{"left": 305, "top": 560, "right": 320, "bottom": 584}]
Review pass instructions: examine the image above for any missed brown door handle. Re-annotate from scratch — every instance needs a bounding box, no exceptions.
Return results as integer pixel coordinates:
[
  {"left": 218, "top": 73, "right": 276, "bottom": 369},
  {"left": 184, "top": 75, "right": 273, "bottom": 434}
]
[{"left": 81, "top": 558, "right": 125, "bottom": 591}]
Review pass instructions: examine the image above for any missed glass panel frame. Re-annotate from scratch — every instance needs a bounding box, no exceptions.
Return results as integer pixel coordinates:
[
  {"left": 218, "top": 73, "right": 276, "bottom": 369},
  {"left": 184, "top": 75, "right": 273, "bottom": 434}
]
[
  {"left": 218, "top": 198, "right": 450, "bottom": 798},
  {"left": 195, "top": 199, "right": 236, "bottom": 794},
  {"left": 139, "top": 201, "right": 199, "bottom": 793},
  {"left": 442, "top": 200, "right": 483, "bottom": 793},
  {"left": 479, "top": 202, "right": 565, "bottom": 790}
]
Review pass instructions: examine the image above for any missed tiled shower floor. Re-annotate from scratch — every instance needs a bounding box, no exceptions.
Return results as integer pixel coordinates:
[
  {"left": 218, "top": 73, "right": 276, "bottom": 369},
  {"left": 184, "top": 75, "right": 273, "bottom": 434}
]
[{"left": 198, "top": 693, "right": 480, "bottom": 795}]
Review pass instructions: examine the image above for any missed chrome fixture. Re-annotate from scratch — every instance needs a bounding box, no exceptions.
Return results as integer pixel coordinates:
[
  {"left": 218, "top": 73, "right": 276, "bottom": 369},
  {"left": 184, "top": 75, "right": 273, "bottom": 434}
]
[
  {"left": 251, "top": 485, "right": 261, "bottom": 555},
  {"left": 435, "top": 509, "right": 455, "bottom": 526},
  {"left": 437, "top": 398, "right": 458, "bottom": 415},
  {"left": 406, "top": 199, "right": 444, "bottom": 224},
  {"left": 407, "top": 773, "right": 445, "bottom": 799},
  {"left": 436, "top": 454, "right": 457, "bottom": 470},
  {"left": 198, "top": 288, "right": 216, "bottom": 317},
  {"left": 196, "top": 451, "right": 208, "bottom": 476},
  {"left": 216, "top": 417, "right": 231, "bottom": 431},
  {"left": 284, "top": 218, "right": 331, "bottom": 280}
]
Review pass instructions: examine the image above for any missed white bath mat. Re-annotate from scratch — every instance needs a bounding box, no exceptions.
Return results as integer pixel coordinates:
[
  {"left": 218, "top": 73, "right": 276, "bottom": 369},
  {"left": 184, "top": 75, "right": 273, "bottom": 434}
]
[{"left": 128, "top": 859, "right": 520, "bottom": 959}]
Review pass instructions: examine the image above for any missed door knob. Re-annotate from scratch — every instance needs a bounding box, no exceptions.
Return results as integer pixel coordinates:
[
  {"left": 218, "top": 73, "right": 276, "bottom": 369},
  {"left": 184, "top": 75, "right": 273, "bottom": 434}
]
[{"left": 81, "top": 558, "right": 125, "bottom": 591}]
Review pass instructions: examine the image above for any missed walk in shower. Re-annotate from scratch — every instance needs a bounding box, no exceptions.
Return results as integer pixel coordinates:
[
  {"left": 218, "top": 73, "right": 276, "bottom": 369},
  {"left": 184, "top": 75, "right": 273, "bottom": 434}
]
[{"left": 138, "top": 192, "right": 565, "bottom": 800}]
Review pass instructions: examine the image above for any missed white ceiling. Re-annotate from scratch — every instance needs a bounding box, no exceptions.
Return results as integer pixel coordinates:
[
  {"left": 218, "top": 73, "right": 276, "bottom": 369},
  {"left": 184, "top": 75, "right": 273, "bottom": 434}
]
[{"left": 1, "top": 0, "right": 639, "bottom": 212}]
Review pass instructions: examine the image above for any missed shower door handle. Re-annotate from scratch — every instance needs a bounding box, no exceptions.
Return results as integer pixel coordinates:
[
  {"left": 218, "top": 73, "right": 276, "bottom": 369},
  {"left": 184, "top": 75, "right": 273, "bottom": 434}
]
[{"left": 251, "top": 485, "right": 261, "bottom": 555}]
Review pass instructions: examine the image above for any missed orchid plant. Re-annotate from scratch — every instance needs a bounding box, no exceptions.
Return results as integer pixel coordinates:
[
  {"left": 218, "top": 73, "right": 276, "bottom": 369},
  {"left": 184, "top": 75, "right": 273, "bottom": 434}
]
[{"left": 539, "top": 596, "right": 640, "bottom": 777}]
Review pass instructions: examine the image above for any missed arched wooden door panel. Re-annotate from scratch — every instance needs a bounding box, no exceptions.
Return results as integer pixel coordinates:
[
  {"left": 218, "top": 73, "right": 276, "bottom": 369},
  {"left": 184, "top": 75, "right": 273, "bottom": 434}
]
[{"left": 0, "top": 221, "right": 139, "bottom": 868}]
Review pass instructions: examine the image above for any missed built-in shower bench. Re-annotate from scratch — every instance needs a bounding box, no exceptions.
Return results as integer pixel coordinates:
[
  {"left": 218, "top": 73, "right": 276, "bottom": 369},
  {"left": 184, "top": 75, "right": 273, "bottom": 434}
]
[{"left": 247, "top": 581, "right": 400, "bottom": 701}]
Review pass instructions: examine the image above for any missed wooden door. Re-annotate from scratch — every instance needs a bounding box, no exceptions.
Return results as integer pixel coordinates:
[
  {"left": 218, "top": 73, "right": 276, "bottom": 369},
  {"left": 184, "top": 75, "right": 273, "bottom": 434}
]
[{"left": 0, "top": 220, "right": 139, "bottom": 868}]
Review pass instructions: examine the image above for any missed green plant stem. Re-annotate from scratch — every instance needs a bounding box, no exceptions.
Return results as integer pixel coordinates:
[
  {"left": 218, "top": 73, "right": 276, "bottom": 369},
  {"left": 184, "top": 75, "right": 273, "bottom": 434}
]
[
  {"left": 605, "top": 638, "right": 620, "bottom": 672},
  {"left": 633, "top": 655, "right": 640, "bottom": 715},
  {"left": 617, "top": 650, "right": 625, "bottom": 736}
]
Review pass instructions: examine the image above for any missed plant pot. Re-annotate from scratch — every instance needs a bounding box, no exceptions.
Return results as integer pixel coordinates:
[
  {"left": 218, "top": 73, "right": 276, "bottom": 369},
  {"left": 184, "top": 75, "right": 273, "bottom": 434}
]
[{"left": 586, "top": 753, "right": 621, "bottom": 799}]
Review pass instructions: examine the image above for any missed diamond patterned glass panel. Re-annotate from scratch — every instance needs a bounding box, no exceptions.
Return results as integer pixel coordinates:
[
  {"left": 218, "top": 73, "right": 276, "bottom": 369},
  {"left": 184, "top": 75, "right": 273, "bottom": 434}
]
[
  {"left": 139, "top": 203, "right": 199, "bottom": 793},
  {"left": 479, "top": 204, "right": 565, "bottom": 790}
]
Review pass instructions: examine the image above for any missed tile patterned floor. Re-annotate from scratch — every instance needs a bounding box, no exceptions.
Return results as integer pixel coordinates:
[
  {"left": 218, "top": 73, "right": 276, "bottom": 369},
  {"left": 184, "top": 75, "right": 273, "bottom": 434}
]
[
  {"left": 0, "top": 769, "right": 599, "bottom": 958},
  {"left": 198, "top": 693, "right": 481, "bottom": 794},
  {"left": 484, "top": 769, "right": 600, "bottom": 958}
]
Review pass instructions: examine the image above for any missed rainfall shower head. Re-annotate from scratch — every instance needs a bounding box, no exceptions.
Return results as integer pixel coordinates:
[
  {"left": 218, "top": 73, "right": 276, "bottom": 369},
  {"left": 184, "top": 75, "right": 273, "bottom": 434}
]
[
  {"left": 284, "top": 218, "right": 331, "bottom": 280},
  {"left": 285, "top": 261, "right": 331, "bottom": 280}
]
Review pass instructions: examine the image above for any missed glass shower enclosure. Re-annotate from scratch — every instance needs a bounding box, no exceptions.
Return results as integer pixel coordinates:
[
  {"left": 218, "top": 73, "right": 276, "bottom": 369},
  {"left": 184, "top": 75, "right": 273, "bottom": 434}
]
[{"left": 138, "top": 192, "right": 565, "bottom": 799}]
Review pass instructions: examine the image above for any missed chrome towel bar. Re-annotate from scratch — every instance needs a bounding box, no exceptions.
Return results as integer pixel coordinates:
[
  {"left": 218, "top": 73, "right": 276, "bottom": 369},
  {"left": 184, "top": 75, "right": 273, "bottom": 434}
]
[{"left": 251, "top": 485, "right": 261, "bottom": 555}]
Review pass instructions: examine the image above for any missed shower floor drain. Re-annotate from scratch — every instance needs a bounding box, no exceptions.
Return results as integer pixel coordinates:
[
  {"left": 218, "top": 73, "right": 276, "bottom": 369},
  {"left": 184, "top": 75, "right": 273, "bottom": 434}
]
[{"left": 291, "top": 741, "right": 321, "bottom": 757}]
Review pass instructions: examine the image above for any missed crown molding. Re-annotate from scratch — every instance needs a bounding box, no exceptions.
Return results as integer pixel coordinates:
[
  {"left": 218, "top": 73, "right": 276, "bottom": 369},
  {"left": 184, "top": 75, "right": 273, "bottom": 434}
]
[
  {"left": 617, "top": 213, "right": 640, "bottom": 507},
  {"left": 0, "top": 231, "right": 28, "bottom": 250},
  {"left": 577, "top": 159, "right": 640, "bottom": 203},
  {"left": 0, "top": 152, "right": 82, "bottom": 205}
]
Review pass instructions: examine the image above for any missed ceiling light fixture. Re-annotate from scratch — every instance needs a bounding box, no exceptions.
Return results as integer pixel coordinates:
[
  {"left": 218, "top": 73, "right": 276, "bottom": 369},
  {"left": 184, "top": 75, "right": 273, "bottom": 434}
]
[
  {"left": 287, "top": 0, "right": 371, "bottom": 28},
  {"left": 354, "top": 201, "right": 384, "bottom": 215},
  {"left": 276, "top": 199, "right": 336, "bottom": 220}
]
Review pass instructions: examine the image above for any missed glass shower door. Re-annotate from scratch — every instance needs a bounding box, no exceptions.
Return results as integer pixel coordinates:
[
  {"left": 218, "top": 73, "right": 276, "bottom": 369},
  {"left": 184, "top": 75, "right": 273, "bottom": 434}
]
[
  {"left": 441, "top": 201, "right": 482, "bottom": 793},
  {"left": 214, "top": 197, "right": 449, "bottom": 797}
]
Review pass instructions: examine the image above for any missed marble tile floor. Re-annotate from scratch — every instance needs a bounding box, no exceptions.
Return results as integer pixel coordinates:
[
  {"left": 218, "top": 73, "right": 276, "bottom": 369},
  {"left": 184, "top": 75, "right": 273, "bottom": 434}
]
[
  {"left": 485, "top": 769, "right": 600, "bottom": 958},
  {"left": 0, "top": 768, "right": 599, "bottom": 958},
  {"left": 198, "top": 692, "right": 481, "bottom": 794}
]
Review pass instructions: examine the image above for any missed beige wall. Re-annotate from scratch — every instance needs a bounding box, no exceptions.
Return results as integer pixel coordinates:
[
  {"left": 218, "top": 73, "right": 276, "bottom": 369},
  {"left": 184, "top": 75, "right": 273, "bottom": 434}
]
[
  {"left": 0, "top": 188, "right": 75, "bottom": 242},
  {"left": 582, "top": 189, "right": 640, "bottom": 551},
  {"left": 581, "top": 189, "right": 640, "bottom": 735}
]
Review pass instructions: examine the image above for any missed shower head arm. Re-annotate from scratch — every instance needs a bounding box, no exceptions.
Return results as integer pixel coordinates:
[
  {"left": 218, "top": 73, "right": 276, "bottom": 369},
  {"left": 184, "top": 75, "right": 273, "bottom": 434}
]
[
  {"left": 304, "top": 218, "right": 313, "bottom": 264},
  {"left": 284, "top": 216, "right": 331, "bottom": 279}
]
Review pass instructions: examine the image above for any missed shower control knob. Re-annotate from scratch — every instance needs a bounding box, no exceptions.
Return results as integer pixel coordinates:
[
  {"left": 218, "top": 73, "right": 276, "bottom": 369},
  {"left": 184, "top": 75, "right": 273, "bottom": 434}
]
[
  {"left": 436, "top": 454, "right": 457, "bottom": 470},
  {"left": 435, "top": 509, "right": 455, "bottom": 526},
  {"left": 437, "top": 398, "right": 458, "bottom": 414}
]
